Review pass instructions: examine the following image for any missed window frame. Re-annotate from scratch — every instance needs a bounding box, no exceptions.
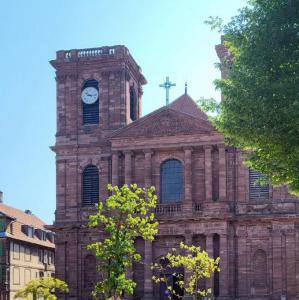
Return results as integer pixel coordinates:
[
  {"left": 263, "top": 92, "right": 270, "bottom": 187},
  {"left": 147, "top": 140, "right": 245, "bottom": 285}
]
[
  {"left": 82, "top": 79, "right": 99, "bottom": 125},
  {"left": 82, "top": 164, "right": 100, "bottom": 207},
  {"left": 249, "top": 169, "right": 269, "bottom": 201},
  {"left": 160, "top": 159, "right": 184, "bottom": 203}
]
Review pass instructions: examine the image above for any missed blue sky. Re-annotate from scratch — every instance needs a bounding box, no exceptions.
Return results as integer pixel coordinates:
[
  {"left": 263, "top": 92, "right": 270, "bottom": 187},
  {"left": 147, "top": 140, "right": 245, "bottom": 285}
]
[{"left": 0, "top": 0, "right": 247, "bottom": 223}]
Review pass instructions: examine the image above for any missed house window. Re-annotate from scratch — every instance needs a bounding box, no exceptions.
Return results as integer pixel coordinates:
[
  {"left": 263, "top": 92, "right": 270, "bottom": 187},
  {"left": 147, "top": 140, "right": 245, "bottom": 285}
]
[
  {"left": 0, "top": 240, "right": 4, "bottom": 256},
  {"left": 28, "top": 227, "right": 34, "bottom": 238},
  {"left": 24, "top": 247, "right": 31, "bottom": 262},
  {"left": 249, "top": 169, "right": 269, "bottom": 201},
  {"left": 13, "top": 242, "right": 20, "bottom": 260},
  {"left": 41, "top": 231, "right": 47, "bottom": 241},
  {"left": 0, "top": 218, "right": 5, "bottom": 232},
  {"left": 160, "top": 159, "right": 183, "bottom": 203},
  {"left": 38, "top": 249, "right": 44, "bottom": 263},
  {"left": 0, "top": 266, "right": 6, "bottom": 284},
  {"left": 82, "top": 165, "right": 99, "bottom": 206},
  {"left": 13, "top": 267, "right": 20, "bottom": 285}
]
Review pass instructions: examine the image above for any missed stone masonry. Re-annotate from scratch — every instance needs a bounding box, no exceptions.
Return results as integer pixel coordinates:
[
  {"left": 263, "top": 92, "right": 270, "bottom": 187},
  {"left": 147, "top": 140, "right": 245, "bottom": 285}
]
[{"left": 50, "top": 44, "right": 299, "bottom": 300}]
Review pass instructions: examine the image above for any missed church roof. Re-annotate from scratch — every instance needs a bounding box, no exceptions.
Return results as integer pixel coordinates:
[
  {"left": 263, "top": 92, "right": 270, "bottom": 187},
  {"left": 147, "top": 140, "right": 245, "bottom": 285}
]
[
  {"left": 110, "top": 101, "right": 216, "bottom": 139},
  {"left": 169, "top": 93, "right": 208, "bottom": 120}
]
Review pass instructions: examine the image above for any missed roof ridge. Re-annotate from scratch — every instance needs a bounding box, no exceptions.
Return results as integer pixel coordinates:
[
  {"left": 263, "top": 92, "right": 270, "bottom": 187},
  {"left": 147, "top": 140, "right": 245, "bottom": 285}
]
[{"left": 0, "top": 202, "right": 46, "bottom": 227}]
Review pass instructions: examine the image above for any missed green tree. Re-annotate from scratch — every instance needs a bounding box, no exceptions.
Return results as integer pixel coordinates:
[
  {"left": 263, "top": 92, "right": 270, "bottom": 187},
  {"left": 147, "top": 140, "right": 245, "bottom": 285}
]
[
  {"left": 152, "top": 242, "right": 219, "bottom": 300},
  {"left": 203, "top": 0, "right": 299, "bottom": 194},
  {"left": 14, "top": 277, "right": 69, "bottom": 300},
  {"left": 88, "top": 184, "right": 158, "bottom": 300}
]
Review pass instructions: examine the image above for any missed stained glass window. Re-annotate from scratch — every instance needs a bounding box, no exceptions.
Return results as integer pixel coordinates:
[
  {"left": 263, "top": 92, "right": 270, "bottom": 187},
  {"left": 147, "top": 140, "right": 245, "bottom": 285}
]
[
  {"left": 82, "top": 165, "right": 99, "bottom": 206},
  {"left": 160, "top": 159, "right": 183, "bottom": 203}
]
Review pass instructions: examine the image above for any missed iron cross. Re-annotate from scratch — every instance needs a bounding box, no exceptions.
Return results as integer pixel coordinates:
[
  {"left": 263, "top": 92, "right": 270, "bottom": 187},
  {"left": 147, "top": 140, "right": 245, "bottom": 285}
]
[{"left": 159, "top": 76, "right": 176, "bottom": 106}]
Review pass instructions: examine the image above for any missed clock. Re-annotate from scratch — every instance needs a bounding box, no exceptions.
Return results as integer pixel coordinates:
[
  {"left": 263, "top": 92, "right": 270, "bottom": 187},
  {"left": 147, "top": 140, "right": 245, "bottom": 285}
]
[{"left": 81, "top": 87, "right": 99, "bottom": 104}]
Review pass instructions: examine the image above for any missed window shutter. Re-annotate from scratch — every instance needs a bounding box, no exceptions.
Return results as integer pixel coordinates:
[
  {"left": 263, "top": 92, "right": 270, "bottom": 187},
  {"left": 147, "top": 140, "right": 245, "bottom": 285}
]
[
  {"left": 82, "top": 165, "right": 99, "bottom": 206},
  {"left": 130, "top": 88, "right": 137, "bottom": 121},
  {"left": 249, "top": 169, "right": 269, "bottom": 201}
]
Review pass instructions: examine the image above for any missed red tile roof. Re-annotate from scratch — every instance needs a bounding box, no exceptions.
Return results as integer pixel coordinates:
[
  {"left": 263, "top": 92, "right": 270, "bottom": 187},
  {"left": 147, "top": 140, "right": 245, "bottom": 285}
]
[
  {"left": 0, "top": 203, "right": 54, "bottom": 248},
  {"left": 170, "top": 94, "right": 208, "bottom": 120}
]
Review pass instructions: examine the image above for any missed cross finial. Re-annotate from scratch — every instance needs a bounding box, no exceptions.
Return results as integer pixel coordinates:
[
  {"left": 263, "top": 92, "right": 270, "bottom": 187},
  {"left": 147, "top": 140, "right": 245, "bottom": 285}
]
[
  {"left": 185, "top": 82, "right": 188, "bottom": 95},
  {"left": 159, "top": 76, "right": 176, "bottom": 106}
]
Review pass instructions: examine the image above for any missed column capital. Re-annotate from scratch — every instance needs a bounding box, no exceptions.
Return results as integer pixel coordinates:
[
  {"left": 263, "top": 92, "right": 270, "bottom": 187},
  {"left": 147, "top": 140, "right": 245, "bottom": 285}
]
[
  {"left": 111, "top": 150, "right": 120, "bottom": 156},
  {"left": 184, "top": 234, "right": 193, "bottom": 245},
  {"left": 183, "top": 147, "right": 193, "bottom": 152},
  {"left": 143, "top": 149, "right": 154, "bottom": 155},
  {"left": 123, "top": 150, "right": 133, "bottom": 156},
  {"left": 203, "top": 144, "right": 213, "bottom": 150},
  {"left": 217, "top": 143, "right": 226, "bottom": 149}
]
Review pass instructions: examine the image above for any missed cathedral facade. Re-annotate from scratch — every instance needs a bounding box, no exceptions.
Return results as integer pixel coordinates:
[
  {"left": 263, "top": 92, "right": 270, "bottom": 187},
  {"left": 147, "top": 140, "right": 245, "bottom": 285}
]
[{"left": 50, "top": 44, "right": 299, "bottom": 300}]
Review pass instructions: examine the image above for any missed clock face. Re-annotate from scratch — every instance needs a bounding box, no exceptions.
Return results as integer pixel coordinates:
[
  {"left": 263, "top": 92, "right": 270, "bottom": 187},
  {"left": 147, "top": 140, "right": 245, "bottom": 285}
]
[{"left": 81, "top": 87, "right": 99, "bottom": 104}]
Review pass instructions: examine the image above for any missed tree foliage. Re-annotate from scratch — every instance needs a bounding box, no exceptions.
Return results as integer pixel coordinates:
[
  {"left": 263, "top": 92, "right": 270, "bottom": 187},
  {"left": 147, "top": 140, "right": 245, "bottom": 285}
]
[
  {"left": 14, "top": 277, "right": 69, "bottom": 300},
  {"left": 88, "top": 184, "right": 158, "bottom": 300},
  {"left": 203, "top": 0, "right": 299, "bottom": 194},
  {"left": 152, "top": 242, "right": 219, "bottom": 300}
]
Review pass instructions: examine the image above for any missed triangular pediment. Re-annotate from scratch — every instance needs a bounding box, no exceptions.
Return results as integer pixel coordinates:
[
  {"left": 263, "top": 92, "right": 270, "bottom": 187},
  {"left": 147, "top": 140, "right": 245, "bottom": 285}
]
[{"left": 110, "top": 107, "right": 216, "bottom": 139}]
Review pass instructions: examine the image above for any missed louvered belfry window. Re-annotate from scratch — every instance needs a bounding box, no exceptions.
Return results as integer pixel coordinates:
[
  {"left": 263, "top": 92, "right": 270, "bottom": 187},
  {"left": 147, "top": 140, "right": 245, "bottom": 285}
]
[
  {"left": 160, "top": 159, "right": 183, "bottom": 203},
  {"left": 130, "top": 87, "right": 137, "bottom": 121},
  {"left": 249, "top": 169, "right": 269, "bottom": 201},
  {"left": 82, "top": 165, "right": 99, "bottom": 206},
  {"left": 82, "top": 79, "right": 99, "bottom": 125}
]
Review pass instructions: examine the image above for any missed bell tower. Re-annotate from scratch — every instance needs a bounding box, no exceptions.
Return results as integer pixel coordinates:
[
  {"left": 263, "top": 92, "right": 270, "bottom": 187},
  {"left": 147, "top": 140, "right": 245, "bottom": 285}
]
[
  {"left": 50, "top": 46, "right": 146, "bottom": 299},
  {"left": 50, "top": 45, "right": 146, "bottom": 142}
]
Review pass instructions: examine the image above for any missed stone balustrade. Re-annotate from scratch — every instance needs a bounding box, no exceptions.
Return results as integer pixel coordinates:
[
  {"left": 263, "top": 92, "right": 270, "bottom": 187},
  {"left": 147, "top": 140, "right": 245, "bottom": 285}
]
[
  {"left": 155, "top": 203, "right": 182, "bottom": 215},
  {"left": 58, "top": 46, "right": 127, "bottom": 60}
]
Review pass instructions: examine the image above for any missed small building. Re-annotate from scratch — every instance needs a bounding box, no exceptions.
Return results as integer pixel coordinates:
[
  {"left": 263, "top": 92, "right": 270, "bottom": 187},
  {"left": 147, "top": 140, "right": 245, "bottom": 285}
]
[{"left": 0, "top": 196, "right": 55, "bottom": 300}]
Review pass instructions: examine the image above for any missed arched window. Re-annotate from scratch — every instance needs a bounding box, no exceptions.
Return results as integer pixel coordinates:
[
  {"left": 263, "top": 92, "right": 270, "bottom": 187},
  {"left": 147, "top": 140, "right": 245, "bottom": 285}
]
[
  {"left": 82, "top": 79, "right": 99, "bottom": 125},
  {"left": 249, "top": 169, "right": 269, "bottom": 201},
  {"left": 82, "top": 165, "right": 99, "bottom": 206},
  {"left": 253, "top": 249, "right": 267, "bottom": 288},
  {"left": 160, "top": 159, "right": 183, "bottom": 203},
  {"left": 130, "top": 87, "right": 137, "bottom": 121}
]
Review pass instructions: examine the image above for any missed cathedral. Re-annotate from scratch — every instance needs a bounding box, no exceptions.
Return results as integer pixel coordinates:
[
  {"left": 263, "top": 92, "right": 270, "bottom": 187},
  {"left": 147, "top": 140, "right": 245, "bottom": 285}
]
[{"left": 50, "top": 42, "right": 299, "bottom": 300}]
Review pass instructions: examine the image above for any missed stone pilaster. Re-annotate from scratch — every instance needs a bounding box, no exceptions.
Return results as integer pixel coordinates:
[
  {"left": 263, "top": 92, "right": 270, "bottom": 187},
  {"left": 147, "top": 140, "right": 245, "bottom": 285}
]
[
  {"left": 144, "top": 150, "right": 153, "bottom": 187},
  {"left": 142, "top": 150, "right": 154, "bottom": 300},
  {"left": 272, "top": 232, "right": 283, "bottom": 297},
  {"left": 184, "top": 148, "right": 192, "bottom": 210},
  {"left": 124, "top": 150, "right": 133, "bottom": 185},
  {"left": 183, "top": 234, "right": 193, "bottom": 300},
  {"left": 111, "top": 151, "right": 119, "bottom": 186},
  {"left": 142, "top": 240, "right": 154, "bottom": 300},
  {"left": 218, "top": 145, "right": 227, "bottom": 201},
  {"left": 204, "top": 146, "right": 212, "bottom": 201},
  {"left": 219, "top": 234, "right": 229, "bottom": 298},
  {"left": 206, "top": 234, "right": 214, "bottom": 293}
]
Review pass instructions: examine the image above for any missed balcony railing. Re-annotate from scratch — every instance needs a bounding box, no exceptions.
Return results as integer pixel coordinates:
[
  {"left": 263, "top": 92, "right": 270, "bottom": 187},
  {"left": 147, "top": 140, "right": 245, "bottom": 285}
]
[{"left": 155, "top": 203, "right": 182, "bottom": 215}]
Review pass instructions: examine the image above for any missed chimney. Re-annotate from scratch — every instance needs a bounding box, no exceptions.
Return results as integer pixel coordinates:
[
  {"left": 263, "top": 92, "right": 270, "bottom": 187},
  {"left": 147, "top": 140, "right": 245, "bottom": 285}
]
[{"left": 0, "top": 191, "right": 3, "bottom": 203}]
